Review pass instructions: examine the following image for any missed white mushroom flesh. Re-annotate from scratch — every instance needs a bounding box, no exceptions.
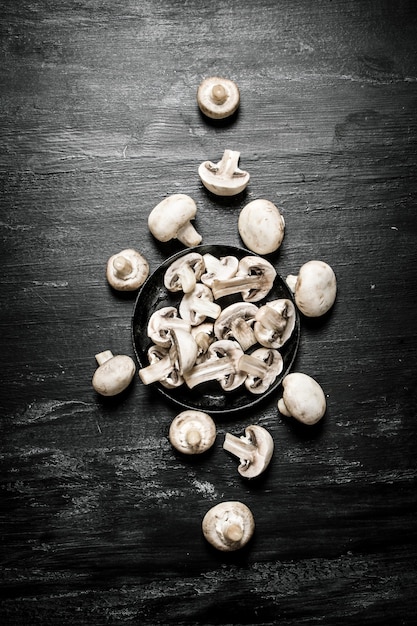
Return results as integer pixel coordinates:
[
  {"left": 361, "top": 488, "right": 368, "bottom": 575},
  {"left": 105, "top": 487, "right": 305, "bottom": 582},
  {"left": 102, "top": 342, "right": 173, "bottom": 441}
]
[
  {"left": 198, "top": 149, "right": 250, "bottom": 196},
  {"left": 211, "top": 256, "right": 276, "bottom": 302},
  {"left": 169, "top": 410, "right": 216, "bottom": 454}
]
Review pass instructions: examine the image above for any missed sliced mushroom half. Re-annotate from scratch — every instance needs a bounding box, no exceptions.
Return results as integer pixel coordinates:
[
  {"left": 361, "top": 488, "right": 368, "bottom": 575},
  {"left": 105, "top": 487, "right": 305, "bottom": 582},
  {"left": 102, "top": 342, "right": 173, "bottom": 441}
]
[
  {"left": 183, "top": 339, "right": 245, "bottom": 391},
  {"left": 179, "top": 283, "right": 222, "bottom": 326},
  {"left": 147, "top": 306, "right": 191, "bottom": 348},
  {"left": 223, "top": 424, "right": 274, "bottom": 478},
  {"left": 211, "top": 256, "right": 276, "bottom": 302},
  {"left": 198, "top": 149, "right": 250, "bottom": 196},
  {"left": 214, "top": 301, "right": 258, "bottom": 351},
  {"left": 200, "top": 253, "right": 239, "bottom": 288},
  {"left": 254, "top": 299, "right": 296, "bottom": 349},
  {"left": 238, "top": 347, "right": 283, "bottom": 394},
  {"left": 164, "top": 252, "right": 205, "bottom": 294}
]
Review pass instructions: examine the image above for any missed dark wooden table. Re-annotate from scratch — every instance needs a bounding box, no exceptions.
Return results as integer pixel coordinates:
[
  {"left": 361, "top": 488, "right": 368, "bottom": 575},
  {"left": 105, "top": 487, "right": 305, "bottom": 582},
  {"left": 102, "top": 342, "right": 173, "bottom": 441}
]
[{"left": 1, "top": 1, "right": 417, "bottom": 624}]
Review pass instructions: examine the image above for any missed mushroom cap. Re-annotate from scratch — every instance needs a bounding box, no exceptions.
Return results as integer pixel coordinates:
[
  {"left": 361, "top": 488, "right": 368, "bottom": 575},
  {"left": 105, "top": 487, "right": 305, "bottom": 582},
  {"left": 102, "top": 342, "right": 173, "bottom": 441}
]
[
  {"left": 289, "top": 260, "right": 337, "bottom": 317},
  {"left": 278, "top": 372, "right": 326, "bottom": 425},
  {"left": 92, "top": 354, "right": 136, "bottom": 396},
  {"left": 200, "top": 253, "right": 239, "bottom": 288},
  {"left": 238, "top": 200, "right": 285, "bottom": 255},
  {"left": 197, "top": 76, "right": 240, "bottom": 119},
  {"left": 106, "top": 248, "right": 149, "bottom": 291},
  {"left": 223, "top": 424, "right": 274, "bottom": 478},
  {"left": 169, "top": 410, "right": 216, "bottom": 454},
  {"left": 198, "top": 150, "right": 250, "bottom": 196},
  {"left": 148, "top": 194, "right": 202, "bottom": 247},
  {"left": 202, "top": 501, "right": 255, "bottom": 551}
]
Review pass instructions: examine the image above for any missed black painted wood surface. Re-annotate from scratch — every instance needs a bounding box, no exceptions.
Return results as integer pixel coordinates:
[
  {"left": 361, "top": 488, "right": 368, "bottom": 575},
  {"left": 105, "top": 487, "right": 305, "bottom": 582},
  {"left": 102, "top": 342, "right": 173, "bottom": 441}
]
[{"left": 1, "top": 1, "right": 417, "bottom": 624}]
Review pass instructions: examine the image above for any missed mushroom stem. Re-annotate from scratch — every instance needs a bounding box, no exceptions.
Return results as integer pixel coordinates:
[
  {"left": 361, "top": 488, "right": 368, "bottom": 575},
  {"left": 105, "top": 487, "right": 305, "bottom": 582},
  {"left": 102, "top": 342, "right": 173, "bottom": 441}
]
[
  {"left": 223, "top": 523, "right": 244, "bottom": 543},
  {"left": 176, "top": 263, "right": 199, "bottom": 294},
  {"left": 211, "top": 83, "right": 227, "bottom": 104},
  {"left": 191, "top": 299, "right": 222, "bottom": 321},
  {"left": 238, "top": 353, "right": 269, "bottom": 378},
  {"left": 230, "top": 318, "right": 257, "bottom": 351},
  {"left": 176, "top": 221, "right": 202, "bottom": 248},
  {"left": 186, "top": 429, "right": 202, "bottom": 447},
  {"left": 216, "top": 149, "right": 243, "bottom": 178},
  {"left": 112, "top": 255, "right": 133, "bottom": 278},
  {"left": 139, "top": 354, "right": 174, "bottom": 385},
  {"left": 223, "top": 432, "right": 257, "bottom": 464},
  {"left": 256, "top": 305, "right": 287, "bottom": 332},
  {"left": 211, "top": 274, "right": 264, "bottom": 300},
  {"left": 95, "top": 350, "right": 114, "bottom": 366},
  {"left": 184, "top": 356, "right": 236, "bottom": 389}
]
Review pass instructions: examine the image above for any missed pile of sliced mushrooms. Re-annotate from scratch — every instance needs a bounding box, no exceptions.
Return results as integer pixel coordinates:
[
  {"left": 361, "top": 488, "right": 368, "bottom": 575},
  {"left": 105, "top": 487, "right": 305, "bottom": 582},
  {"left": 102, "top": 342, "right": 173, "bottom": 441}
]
[{"left": 92, "top": 77, "right": 337, "bottom": 552}]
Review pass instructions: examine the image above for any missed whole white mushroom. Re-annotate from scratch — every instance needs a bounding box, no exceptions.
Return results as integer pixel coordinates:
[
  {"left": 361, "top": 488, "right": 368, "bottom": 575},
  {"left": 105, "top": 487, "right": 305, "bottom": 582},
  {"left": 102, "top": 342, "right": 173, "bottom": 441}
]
[
  {"left": 286, "top": 260, "right": 336, "bottom": 317},
  {"left": 238, "top": 199, "right": 285, "bottom": 255},
  {"left": 278, "top": 372, "right": 326, "bottom": 425}
]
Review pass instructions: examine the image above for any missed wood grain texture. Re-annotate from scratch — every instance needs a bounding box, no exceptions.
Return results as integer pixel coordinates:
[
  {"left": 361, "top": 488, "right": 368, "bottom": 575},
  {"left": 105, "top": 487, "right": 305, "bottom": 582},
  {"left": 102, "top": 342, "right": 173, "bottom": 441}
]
[{"left": 1, "top": 0, "right": 417, "bottom": 624}]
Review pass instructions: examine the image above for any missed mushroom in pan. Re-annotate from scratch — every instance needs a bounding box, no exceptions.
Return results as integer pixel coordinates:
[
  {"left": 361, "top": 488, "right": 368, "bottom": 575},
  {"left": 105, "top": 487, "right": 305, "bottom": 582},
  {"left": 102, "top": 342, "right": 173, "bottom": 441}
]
[
  {"left": 148, "top": 194, "right": 202, "bottom": 248},
  {"left": 223, "top": 424, "right": 274, "bottom": 478},
  {"left": 200, "top": 253, "right": 239, "bottom": 288},
  {"left": 138, "top": 345, "right": 184, "bottom": 389},
  {"left": 202, "top": 501, "right": 255, "bottom": 551},
  {"left": 197, "top": 76, "right": 240, "bottom": 120},
  {"left": 213, "top": 301, "right": 258, "bottom": 351},
  {"left": 169, "top": 410, "right": 216, "bottom": 455},
  {"left": 147, "top": 306, "right": 191, "bottom": 348},
  {"left": 238, "top": 347, "right": 283, "bottom": 394},
  {"left": 191, "top": 322, "right": 215, "bottom": 361},
  {"left": 164, "top": 251, "right": 205, "bottom": 294},
  {"left": 106, "top": 248, "right": 149, "bottom": 291},
  {"left": 254, "top": 299, "right": 296, "bottom": 349},
  {"left": 286, "top": 260, "right": 337, "bottom": 317},
  {"left": 278, "top": 372, "right": 326, "bottom": 425},
  {"left": 92, "top": 350, "right": 136, "bottom": 396},
  {"left": 179, "top": 283, "right": 222, "bottom": 326},
  {"left": 198, "top": 149, "right": 250, "bottom": 196},
  {"left": 138, "top": 328, "right": 198, "bottom": 386},
  {"left": 184, "top": 339, "right": 246, "bottom": 391},
  {"left": 238, "top": 199, "right": 285, "bottom": 255},
  {"left": 210, "top": 256, "right": 276, "bottom": 302}
]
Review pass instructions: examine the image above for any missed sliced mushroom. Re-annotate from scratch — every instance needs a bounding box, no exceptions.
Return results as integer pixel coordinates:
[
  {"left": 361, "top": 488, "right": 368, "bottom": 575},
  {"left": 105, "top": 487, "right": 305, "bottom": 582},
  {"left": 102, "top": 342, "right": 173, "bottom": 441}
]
[
  {"left": 202, "top": 501, "right": 255, "bottom": 551},
  {"left": 286, "top": 260, "right": 337, "bottom": 317},
  {"left": 179, "top": 283, "right": 222, "bottom": 326},
  {"left": 92, "top": 350, "right": 136, "bottom": 396},
  {"left": 169, "top": 410, "right": 216, "bottom": 455},
  {"left": 164, "top": 252, "right": 205, "bottom": 294},
  {"left": 200, "top": 253, "right": 239, "bottom": 288},
  {"left": 138, "top": 328, "right": 198, "bottom": 386},
  {"left": 211, "top": 256, "right": 276, "bottom": 303},
  {"left": 213, "top": 302, "right": 258, "bottom": 351},
  {"left": 147, "top": 306, "right": 191, "bottom": 348},
  {"left": 197, "top": 76, "right": 240, "bottom": 119},
  {"left": 254, "top": 299, "right": 296, "bottom": 349},
  {"left": 138, "top": 344, "right": 184, "bottom": 388},
  {"left": 198, "top": 149, "right": 250, "bottom": 196},
  {"left": 278, "top": 372, "right": 326, "bottom": 425},
  {"left": 184, "top": 339, "right": 245, "bottom": 391},
  {"left": 148, "top": 194, "right": 202, "bottom": 248},
  {"left": 191, "top": 322, "right": 215, "bottom": 362},
  {"left": 223, "top": 424, "right": 274, "bottom": 478},
  {"left": 238, "top": 199, "right": 285, "bottom": 255},
  {"left": 106, "top": 249, "right": 149, "bottom": 291},
  {"left": 238, "top": 347, "right": 283, "bottom": 394}
]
